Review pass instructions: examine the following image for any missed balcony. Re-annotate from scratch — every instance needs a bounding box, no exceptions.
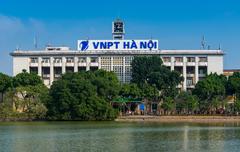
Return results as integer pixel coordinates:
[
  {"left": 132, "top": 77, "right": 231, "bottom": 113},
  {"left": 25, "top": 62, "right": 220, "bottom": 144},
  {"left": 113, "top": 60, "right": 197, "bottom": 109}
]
[
  {"left": 29, "top": 63, "right": 38, "bottom": 67},
  {"left": 78, "top": 63, "right": 87, "bottom": 67},
  {"left": 90, "top": 63, "right": 99, "bottom": 67},
  {"left": 198, "top": 62, "right": 208, "bottom": 66},
  {"left": 66, "top": 62, "right": 74, "bottom": 67},
  {"left": 42, "top": 62, "right": 50, "bottom": 67},
  {"left": 186, "top": 62, "right": 196, "bottom": 66},
  {"left": 199, "top": 73, "right": 206, "bottom": 77},
  {"left": 42, "top": 74, "right": 50, "bottom": 79},
  {"left": 187, "top": 85, "right": 195, "bottom": 88},
  {"left": 163, "top": 62, "right": 171, "bottom": 66},
  {"left": 29, "top": 58, "right": 38, "bottom": 66},
  {"left": 174, "top": 62, "right": 183, "bottom": 66},
  {"left": 54, "top": 74, "right": 62, "bottom": 78},
  {"left": 187, "top": 73, "right": 195, "bottom": 77}
]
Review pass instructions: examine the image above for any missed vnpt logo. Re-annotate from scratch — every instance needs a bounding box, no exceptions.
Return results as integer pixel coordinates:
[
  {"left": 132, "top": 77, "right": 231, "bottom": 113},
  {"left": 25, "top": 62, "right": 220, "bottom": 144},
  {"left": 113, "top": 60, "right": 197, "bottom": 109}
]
[{"left": 79, "top": 41, "right": 89, "bottom": 51}]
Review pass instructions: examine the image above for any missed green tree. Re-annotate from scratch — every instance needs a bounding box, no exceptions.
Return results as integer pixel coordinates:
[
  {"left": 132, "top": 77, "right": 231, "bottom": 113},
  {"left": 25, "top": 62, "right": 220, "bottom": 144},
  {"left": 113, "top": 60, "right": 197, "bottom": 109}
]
[
  {"left": 13, "top": 70, "right": 42, "bottom": 87},
  {"left": 131, "top": 56, "right": 163, "bottom": 85},
  {"left": 234, "top": 100, "right": 240, "bottom": 114},
  {"left": 13, "top": 84, "right": 48, "bottom": 119},
  {"left": 1, "top": 84, "right": 48, "bottom": 120},
  {"left": 131, "top": 56, "right": 183, "bottom": 99},
  {"left": 0, "top": 73, "right": 12, "bottom": 102},
  {"left": 61, "top": 70, "right": 120, "bottom": 102},
  {"left": 227, "top": 72, "right": 240, "bottom": 100},
  {"left": 186, "top": 95, "right": 199, "bottom": 114},
  {"left": 119, "top": 83, "right": 142, "bottom": 98},
  {"left": 161, "top": 97, "right": 175, "bottom": 115},
  {"left": 46, "top": 70, "right": 119, "bottom": 120},
  {"left": 141, "top": 83, "right": 159, "bottom": 100},
  {"left": 193, "top": 73, "right": 227, "bottom": 101},
  {"left": 175, "top": 92, "right": 189, "bottom": 114}
]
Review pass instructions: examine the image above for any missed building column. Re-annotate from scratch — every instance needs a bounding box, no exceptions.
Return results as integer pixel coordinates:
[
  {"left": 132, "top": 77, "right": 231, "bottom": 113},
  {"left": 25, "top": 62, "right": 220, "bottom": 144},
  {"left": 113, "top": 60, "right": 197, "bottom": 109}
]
[
  {"left": 171, "top": 56, "right": 174, "bottom": 71},
  {"left": 38, "top": 57, "right": 42, "bottom": 77},
  {"left": 123, "top": 57, "right": 126, "bottom": 83},
  {"left": 195, "top": 57, "right": 199, "bottom": 85},
  {"left": 74, "top": 56, "right": 78, "bottom": 72},
  {"left": 50, "top": 57, "right": 54, "bottom": 85},
  {"left": 111, "top": 57, "right": 113, "bottom": 71},
  {"left": 86, "top": 57, "right": 90, "bottom": 71},
  {"left": 183, "top": 56, "right": 187, "bottom": 91},
  {"left": 62, "top": 57, "right": 66, "bottom": 74},
  {"left": 98, "top": 56, "right": 101, "bottom": 70}
]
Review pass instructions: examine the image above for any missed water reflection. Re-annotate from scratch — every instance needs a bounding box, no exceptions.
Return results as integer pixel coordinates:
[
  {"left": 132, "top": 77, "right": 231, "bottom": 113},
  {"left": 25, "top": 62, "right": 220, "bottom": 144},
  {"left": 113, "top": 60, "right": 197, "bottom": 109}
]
[{"left": 0, "top": 122, "right": 240, "bottom": 152}]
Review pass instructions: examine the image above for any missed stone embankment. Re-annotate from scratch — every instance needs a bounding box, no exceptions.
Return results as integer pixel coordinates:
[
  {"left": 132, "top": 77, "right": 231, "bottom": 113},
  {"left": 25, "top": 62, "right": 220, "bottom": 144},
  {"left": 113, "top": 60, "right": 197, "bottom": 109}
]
[{"left": 115, "top": 115, "right": 240, "bottom": 123}]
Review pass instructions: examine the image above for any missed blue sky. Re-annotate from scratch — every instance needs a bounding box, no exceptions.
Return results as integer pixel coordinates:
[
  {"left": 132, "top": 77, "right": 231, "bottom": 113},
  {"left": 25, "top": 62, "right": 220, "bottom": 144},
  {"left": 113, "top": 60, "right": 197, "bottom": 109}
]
[{"left": 0, "top": 0, "right": 240, "bottom": 75}]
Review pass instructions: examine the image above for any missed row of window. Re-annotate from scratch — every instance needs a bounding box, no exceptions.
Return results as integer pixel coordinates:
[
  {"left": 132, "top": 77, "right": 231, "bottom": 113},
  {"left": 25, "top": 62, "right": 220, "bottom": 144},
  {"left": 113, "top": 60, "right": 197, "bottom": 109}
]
[
  {"left": 162, "top": 57, "right": 208, "bottom": 63},
  {"left": 30, "top": 57, "right": 98, "bottom": 64},
  {"left": 30, "top": 56, "right": 207, "bottom": 64}
]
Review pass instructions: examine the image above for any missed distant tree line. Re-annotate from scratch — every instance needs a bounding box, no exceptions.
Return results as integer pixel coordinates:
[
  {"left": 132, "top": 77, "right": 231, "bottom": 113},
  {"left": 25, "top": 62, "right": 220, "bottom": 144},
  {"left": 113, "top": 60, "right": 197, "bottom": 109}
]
[{"left": 0, "top": 56, "right": 240, "bottom": 120}]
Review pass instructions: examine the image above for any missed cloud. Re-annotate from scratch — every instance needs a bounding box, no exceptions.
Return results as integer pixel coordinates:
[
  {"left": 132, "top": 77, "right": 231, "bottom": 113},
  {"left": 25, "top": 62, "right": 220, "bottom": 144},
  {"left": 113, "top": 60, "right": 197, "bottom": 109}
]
[
  {"left": 0, "top": 15, "right": 25, "bottom": 32},
  {"left": 0, "top": 14, "right": 46, "bottom": 75},
  {"left": 0, "top": 14, "right": 46, "bottom": 37}
]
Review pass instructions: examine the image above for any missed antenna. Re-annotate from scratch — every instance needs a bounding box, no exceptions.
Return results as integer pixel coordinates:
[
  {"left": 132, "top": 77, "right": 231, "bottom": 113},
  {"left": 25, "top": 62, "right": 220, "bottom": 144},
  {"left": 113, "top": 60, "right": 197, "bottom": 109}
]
[
  {"left": 218, "top": 44, "right": 221, "bottom": 50},
  {"left": 208, "top": 45, "right": 211, "bottom": 50},
  {"left": 34, "top": 35, "right": 38, "bottom": 49},
  {"left": 201, "top": 35, "right": 206, "bottom": 49},
  {"left": 16, "top": 44, "right": 20, "bottom": 51}
]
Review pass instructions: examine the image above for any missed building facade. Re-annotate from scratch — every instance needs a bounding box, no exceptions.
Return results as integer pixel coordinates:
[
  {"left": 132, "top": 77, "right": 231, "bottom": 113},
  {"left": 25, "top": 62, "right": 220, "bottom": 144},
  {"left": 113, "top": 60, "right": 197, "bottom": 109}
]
[
  {"left": 223, "top": 69, "right": 240, "bottom": 77},
  {"left": 10, "top": 20, "right": 224, "bottom": 91}
]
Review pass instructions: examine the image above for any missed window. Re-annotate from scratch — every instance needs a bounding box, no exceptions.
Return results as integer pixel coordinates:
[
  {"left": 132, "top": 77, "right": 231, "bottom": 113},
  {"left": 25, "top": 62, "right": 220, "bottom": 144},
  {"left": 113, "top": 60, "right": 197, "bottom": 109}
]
[
  {"left": 199, "top": 66, "right": 207, "bottom": 74},
  {"left": 90, "top": 66, "right": 98, "bottom": 71},
  {"left": 125, "top": 56, "right": 133, "bottom": 65},
  {"left": 30, "top": 67, "right": 38, "bottom": 74},
  {"left": 54, "top": 57, "right": 62, "bottom": 63},
  {"left": 187, "top": 57, "right": 195, "bottom": 62},
  {"left": 66, "top": 67, "right": 74, "bottom": 73},
  {"left": 101, "top": 57, "right": 111, "bottom": 64},
  {"left": 174, "top": 67, "right": 183, "bottom": 74},
  {"left": 30, "top": 57, "right": 38, "bottom": 63},
  {"left": 42, "top": 58, "right": 50, "bottom": 63},
  {"left": 187, "top": 66, "right": 195, "bottom": 74},
  {"left": 91, "top": 57, "right": 98, "bottom": 63},
  {"left": 113, "top": 57, "right": 123, "bottom": 65},
  {"left": 66, "top": 57, "right": 74, "bottom": 63},
  {"left": 175, "top": 57, "right": 183, "bottom": 62},
  {"left": 78, "top": 57, "right": 86, "bottom": 63},
  {"left": 186, "top": 77, "right": 194, "bottom": 86},
  {"left": 162, "top": 57, "right": 171, "bottom": 62},
  {"left": 199, "top": 57, "right": 207, "bottom": 62},
  {"left": 78, "top": 67, "right": 86, "bottom": 71},
  {"left": 42, "top": 67, "right": 50, "bottom": 78}
]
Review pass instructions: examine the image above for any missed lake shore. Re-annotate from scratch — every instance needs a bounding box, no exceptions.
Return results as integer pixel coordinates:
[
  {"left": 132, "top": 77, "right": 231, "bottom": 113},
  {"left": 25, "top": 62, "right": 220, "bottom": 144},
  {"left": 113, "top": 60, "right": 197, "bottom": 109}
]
[{"left": 115, "top": 115, "right": 240, "bottom": 123}]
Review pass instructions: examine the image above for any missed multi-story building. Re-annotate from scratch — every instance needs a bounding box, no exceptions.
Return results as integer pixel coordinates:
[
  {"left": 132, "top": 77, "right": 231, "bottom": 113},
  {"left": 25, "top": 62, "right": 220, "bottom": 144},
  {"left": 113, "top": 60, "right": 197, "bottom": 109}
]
[
  {"left": 10, "top": 19, "right": 224, "bottom": 91},
  {"left": 223, "top": 69, "right": 240, "bottom": 77}
]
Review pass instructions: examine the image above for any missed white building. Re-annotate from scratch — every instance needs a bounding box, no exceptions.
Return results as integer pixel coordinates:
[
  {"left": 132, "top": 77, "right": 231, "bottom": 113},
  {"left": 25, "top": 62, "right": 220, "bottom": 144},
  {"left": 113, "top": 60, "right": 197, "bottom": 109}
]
[{"left": 10, "top": 19, "right": 224, "bottom": 91}]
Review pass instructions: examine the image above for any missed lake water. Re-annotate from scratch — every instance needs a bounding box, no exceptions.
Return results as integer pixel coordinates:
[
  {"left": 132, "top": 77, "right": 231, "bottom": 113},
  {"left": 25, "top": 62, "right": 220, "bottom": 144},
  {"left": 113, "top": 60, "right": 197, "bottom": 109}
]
[{"left": 0, "top": 121, "right": 240, "bottom": 152}]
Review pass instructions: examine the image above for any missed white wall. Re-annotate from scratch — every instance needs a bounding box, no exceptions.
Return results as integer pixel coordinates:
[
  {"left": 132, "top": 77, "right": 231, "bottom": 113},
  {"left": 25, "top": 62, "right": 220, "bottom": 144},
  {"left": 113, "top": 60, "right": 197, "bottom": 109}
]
[
  {"left": 13, "top": 57, "right": 29, "bottom": 76},
  {"left": 207, "top": 55, "right": 223, "bottom": 75}
]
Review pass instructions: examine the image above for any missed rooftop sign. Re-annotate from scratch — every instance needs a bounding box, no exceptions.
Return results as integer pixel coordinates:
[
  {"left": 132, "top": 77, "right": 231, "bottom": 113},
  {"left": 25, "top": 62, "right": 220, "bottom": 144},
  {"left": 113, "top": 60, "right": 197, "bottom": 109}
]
[{"left": 77, "top": 40, "right": 158, "bottom": 51}]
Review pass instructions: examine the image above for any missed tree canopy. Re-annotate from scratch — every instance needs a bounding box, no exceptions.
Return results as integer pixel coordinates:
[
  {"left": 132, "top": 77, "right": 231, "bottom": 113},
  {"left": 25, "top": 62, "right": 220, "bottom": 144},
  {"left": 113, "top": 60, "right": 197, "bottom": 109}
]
[
  {"left": 13, "top": 70, "right": 43, "bottom": 87},
  {"left": 131, "top": 56, "right": 183, "bottom": 98},
  {"left": 193, "top": 73, "right": 227, "bottom": 101},
  {"left": 227, "top": 72, "right": 240, "bottom": 99},
  {"left": 46, "top": 70, "right": 120, "bottom": 120}
]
